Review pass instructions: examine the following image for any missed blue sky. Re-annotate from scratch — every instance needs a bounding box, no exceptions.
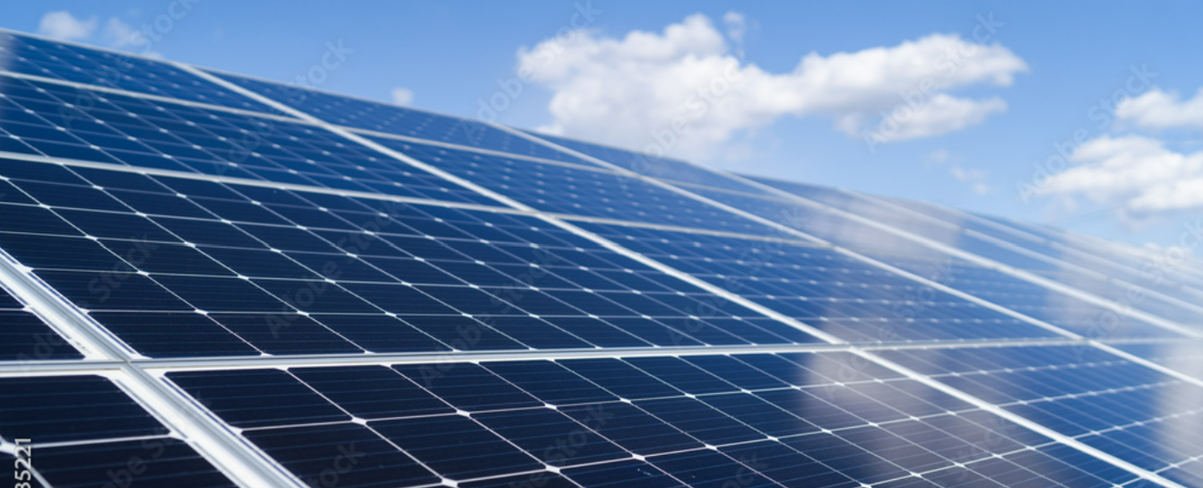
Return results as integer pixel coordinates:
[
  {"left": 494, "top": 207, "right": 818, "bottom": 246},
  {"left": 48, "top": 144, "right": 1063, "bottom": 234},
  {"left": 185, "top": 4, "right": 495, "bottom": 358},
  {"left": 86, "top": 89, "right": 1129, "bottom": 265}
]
[{"left": 5, "top": 1, "right": 1203, "bottom": 251}]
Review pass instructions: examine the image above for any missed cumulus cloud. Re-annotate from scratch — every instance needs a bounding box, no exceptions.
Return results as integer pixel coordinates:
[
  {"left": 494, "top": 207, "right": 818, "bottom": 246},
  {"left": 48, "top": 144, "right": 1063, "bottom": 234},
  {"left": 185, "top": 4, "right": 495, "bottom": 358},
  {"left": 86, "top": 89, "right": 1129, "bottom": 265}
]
[
  {"left": 1115, "top": 87, "right": 1203, "bottom": 131},
  {"left": 1035, "top": 135, "right": 1203, "bottom": 213},
  {"left": 101, "top": 18, "right": 145, "bottom": 50},
  {"left": 925, "top": 149, "right": 992, "bottom": 195},
  {"left": 36, "top": 11, "right": 151, "bottom": 53},
  {"left": 518, "top": 13, "right": 1026, "bottom": 159},
  {"left": 38, "top": 11, "right": 98, "bottom": 40},
  {"left": 391, "top": 87, "right": 415, "bottom": 105}
]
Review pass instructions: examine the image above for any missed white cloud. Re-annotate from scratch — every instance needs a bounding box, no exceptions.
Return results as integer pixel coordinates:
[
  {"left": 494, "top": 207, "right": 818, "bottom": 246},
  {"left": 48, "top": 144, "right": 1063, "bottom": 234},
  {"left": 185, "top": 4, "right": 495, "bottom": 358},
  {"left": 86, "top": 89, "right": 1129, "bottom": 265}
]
[
  {"left": 38, "top": 11, "right": 98, "bottom": 40},
  {"left": 925, "top": 149, "right": 991, "bottom": 195},
  {"left": 391, "top": 87, "right": 415, "bottom": 105},
  {"left": 950, "top": 166, "right": 991, "bottom": 195},
  {"left": 925, "top": 149, "right": 951, "bottom": 164},
  {"left": 868, "top": 94, "right": 1007, "bottom": 142},
  {"left": 723, "top": 11, "right": 748, "bottom": 58},
  {"left": 1035, "top": 134, "right": 1203, "bottom": 213},
  {"left": 1115, "top": 87, "right": 1203, "bottom": 131},
  {"left": 36, "top": 11, "right": 153, "bottom": 53},
  {"left": 101, "top": 18, "right": 145, "bottom": 50},
  {"left": 519, "top": 13, "right": 1026, "bottom": 160}
]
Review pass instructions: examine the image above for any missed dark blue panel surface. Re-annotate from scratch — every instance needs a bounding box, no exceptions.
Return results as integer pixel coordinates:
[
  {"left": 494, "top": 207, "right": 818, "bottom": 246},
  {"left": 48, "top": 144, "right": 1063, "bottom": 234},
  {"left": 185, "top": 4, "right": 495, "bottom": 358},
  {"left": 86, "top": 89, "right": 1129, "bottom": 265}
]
[
  {"left": 0, "top": 375, "right": 166, "bottom": 443},
  {"left": 0, "top": 284, "right": 83, "bottom": 360}
]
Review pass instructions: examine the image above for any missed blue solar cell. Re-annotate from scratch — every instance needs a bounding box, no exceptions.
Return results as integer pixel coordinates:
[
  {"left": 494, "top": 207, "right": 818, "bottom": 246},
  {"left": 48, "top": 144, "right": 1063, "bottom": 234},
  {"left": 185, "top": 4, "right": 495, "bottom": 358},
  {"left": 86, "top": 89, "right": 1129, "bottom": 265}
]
[
  {"left": 0, "top": 375, "right": 165, "bottom": 443},
  {"left": 241, "top": 423, "right": 440, "bottom": 488},
  {"left": 168, "top": 369, "right": 352, "bottom": 428},
  {"left": 0, "top": 287, "right": 83, "bottom": 360},
  {"left": 373, "top": 414, "right": 545, "bottom": 479}
]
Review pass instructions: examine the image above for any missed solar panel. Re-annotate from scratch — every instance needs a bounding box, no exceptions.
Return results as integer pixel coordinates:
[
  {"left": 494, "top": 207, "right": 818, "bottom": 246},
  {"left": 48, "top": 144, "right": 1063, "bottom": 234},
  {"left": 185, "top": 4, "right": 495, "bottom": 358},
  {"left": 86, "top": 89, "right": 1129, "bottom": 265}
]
[{"left": 1, "top": 27, "right": 1201, "bottom": 488}]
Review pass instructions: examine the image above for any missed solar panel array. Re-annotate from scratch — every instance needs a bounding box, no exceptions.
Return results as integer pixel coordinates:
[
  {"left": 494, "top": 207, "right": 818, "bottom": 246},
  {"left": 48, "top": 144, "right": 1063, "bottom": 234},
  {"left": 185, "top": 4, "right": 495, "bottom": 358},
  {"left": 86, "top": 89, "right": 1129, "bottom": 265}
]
[{"left": 1, "top": 29, "right": 1201, "bottom": 488}]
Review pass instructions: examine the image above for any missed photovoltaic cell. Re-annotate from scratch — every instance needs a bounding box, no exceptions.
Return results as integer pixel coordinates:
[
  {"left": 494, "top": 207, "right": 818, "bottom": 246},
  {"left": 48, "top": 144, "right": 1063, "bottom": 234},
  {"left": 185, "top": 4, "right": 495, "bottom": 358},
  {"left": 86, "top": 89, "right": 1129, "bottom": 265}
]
[{"left": 0, "top": 281, "right": 82, "bottom": 361}]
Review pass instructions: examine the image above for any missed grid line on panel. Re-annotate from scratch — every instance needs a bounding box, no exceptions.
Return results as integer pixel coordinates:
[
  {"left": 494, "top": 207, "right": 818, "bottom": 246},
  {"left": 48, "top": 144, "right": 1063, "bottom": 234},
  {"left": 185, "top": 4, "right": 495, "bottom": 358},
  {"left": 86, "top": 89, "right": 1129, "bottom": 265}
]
[
  {"left": 707, "top": 171, "right": 1203, "bottom": 340},
  {"left": 187, "top": 61, "right": 1191, "bottom": 488},
  {"left": 1090, "top": 343, "right": 1203, "bottom": 391},
  {"left": 128, "top": 336, "right": 1120, "bottom": 374},
  {"left": 347, "top": 125, "right": 621, "bottom": 175}
]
